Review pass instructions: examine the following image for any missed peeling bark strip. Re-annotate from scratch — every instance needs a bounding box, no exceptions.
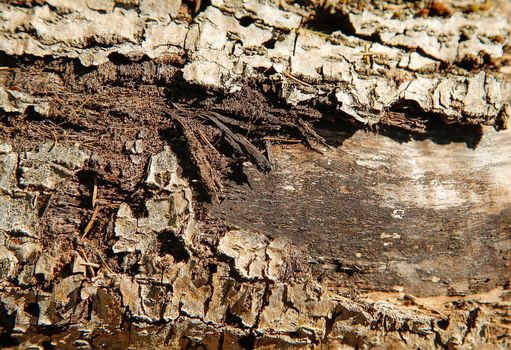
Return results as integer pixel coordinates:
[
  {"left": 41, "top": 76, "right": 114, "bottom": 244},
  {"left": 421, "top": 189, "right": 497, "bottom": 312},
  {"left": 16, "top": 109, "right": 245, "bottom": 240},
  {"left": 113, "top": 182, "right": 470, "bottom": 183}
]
[
  {"left": 1, "top": 0, "right": 510, "bottom": 128},
  {"left": 0, "top": 0, "right": 511, "bottom": 349}
]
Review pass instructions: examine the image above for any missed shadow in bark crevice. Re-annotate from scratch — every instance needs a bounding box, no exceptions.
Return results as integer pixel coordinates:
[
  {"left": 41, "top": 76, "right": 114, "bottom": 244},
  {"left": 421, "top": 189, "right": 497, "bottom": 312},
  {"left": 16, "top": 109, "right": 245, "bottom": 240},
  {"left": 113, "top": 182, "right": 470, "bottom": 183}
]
[
  {"left": 158, "top": 231, "right": 190, "bottom": 262},
  {"left": 300, "top": 1, "right": 356, "bottom": 36},
  {"left": 378, "top": 116, "right": 484, "bottom": 149}
]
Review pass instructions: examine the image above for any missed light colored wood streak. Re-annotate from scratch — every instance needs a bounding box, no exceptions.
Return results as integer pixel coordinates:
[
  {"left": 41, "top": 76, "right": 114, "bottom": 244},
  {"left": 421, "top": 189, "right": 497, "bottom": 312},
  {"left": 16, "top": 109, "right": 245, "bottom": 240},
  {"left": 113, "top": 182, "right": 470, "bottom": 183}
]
[{"left": 214, "top": 127, "right": 511, "bottom": 297}]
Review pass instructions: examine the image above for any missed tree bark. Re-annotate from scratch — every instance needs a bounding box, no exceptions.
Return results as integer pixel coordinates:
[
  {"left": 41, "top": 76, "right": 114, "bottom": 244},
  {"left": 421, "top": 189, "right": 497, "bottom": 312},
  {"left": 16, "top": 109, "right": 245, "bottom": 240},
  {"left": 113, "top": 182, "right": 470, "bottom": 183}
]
[{"left": 0, "top": 0, "right": 510, "bottom": 349}]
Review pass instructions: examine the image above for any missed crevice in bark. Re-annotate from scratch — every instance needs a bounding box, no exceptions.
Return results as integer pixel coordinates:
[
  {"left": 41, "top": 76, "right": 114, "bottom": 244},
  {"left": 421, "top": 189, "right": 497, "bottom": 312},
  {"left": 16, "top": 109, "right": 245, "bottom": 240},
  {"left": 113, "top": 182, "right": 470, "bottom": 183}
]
[
  {"left": 303, "top": 5, "right": 355, "bottom": 36},
  {"left": 1, "top": 1, "right": 510, "bottom": 348}
]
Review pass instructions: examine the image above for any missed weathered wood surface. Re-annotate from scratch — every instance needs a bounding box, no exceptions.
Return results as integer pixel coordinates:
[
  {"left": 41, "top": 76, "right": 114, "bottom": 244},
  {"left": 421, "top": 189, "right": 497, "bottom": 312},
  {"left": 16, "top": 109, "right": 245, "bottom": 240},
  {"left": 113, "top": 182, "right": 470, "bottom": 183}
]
[
  {"left": 0, "top": 0, "right": 511, "bottom": 349},
  {"left": 214, "top": 126, "right": 511, "bottom": 297}
]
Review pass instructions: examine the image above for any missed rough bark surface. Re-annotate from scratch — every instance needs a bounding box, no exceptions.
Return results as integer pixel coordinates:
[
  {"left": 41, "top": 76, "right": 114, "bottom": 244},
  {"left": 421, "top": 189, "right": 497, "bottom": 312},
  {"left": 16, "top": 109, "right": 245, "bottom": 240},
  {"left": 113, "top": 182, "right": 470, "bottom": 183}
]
[{"left": 0, "top": 0, "right": 510, "bottom": 349}]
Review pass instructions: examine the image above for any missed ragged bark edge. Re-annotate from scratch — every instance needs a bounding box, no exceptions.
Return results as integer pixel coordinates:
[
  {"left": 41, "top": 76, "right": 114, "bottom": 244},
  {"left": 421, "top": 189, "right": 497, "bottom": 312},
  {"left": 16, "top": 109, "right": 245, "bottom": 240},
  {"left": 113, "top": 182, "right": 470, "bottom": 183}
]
[
  {"left": 0, "top": 143, "right": 509, "bottom": 349},
  {"left": 1, "top": 0, "right": 510, "bottom": 129}
]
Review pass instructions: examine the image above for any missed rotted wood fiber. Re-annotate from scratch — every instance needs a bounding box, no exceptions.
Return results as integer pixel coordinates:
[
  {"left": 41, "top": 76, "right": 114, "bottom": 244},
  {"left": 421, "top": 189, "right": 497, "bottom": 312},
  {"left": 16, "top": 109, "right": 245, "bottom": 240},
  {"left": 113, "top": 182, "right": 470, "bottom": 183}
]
[{"left": 0, "top": 0, "right": 510, "bottom": 349}]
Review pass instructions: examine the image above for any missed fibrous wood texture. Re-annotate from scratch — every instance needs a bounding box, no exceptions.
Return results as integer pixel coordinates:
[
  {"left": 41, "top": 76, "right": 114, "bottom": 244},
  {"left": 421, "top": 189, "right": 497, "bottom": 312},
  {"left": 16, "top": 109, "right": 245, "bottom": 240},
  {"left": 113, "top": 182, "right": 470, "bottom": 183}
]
[{"left": 0, "top": 0, "right": 510, "bottom": 349}]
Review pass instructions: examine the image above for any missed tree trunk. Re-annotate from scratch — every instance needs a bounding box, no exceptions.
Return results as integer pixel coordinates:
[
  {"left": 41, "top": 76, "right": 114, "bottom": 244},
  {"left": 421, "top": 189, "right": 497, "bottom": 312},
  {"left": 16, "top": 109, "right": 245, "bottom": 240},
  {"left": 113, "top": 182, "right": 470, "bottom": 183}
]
[{"left": 0, "top": 0, "right": 510, "bottom": 348}]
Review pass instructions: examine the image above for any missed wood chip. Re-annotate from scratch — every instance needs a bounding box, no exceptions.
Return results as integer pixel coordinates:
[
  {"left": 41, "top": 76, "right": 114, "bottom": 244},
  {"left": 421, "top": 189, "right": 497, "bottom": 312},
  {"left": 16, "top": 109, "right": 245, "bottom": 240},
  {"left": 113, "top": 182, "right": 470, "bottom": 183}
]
[
  {"left": 72, "top": 254, "right": 86, "bottom": 275},
  {"left": 91, "top": 174, "right": 98, "bottom": 208},
  {"left": 80, "top": 262, "right": 100, "bottom": 268}
]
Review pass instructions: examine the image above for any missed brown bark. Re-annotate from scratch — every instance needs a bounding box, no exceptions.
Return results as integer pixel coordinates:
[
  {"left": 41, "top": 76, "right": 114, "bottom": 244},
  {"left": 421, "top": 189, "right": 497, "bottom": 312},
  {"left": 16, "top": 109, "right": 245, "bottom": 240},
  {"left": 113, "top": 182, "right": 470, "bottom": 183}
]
[{"left": 0, "top": 0, "right": 510, "bottom": 349}]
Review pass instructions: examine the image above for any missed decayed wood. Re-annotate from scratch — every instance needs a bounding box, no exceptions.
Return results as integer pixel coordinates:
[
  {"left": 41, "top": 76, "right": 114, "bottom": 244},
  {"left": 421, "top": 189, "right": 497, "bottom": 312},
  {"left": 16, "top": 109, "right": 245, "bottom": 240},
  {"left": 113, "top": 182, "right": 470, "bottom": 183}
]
[
  {"left": 174, "top": 115, "right": 224, "bottom": 203},
  {"left": 0, "top": 0, "right": 510, "bottom": 349},
  {"left": 205, "top": 112, "right": 273, "bottom": 172},
  {"left": 214, "top": 126, "right": 511, "bottom": 297}
]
